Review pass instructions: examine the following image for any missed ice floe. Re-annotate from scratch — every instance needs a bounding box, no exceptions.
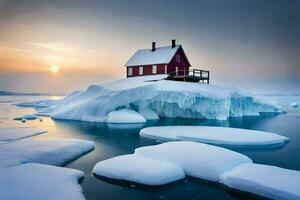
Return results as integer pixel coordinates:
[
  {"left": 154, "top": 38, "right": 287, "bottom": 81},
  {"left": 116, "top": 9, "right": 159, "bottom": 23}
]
[
  {"left": 221, "top": 163, "right": 300, "bottom": 200},
  {"left": 0, "top": 127, "right": 47, "bottom": 142},
  {"left": 14, "top": 114, "right": 42, "bottom": 122},
  {"left": 94, "top": 141, "right": 252, "bottom": 183},
  {"left": 15, "top": 99, "right": 61, "bottom": 108},
  {"left": 140, "top": 126, "right": 289, "bottom": 147},
  {"left": 49, "top": 76, "right": 280, "bottom": 122},
  {"left": 106, "top": 109, "right": 146, "bottom": 123},
  {"left": 291, "top": 101, "right": 298, "bottom": 108},
  {"left": 0, "top": 163, "right": 85, "bottom": 200},
  {"left": 93, "top": 141, "right": 300, "bottom": 199},
  {"left": 93, "top": 154, "right": 185, "bottom": 185},
  {"left": 135, "top": 141, "right": 252, "bottom": 182},
  {"left": 0, "top": 139, "right": 95, "bottom": 169}
]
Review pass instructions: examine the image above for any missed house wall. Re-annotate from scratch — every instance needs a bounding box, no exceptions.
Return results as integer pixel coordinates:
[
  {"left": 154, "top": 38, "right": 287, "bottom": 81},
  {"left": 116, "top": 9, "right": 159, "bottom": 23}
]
[
  {"left": 167, "top": 47, "right": 191, "bottom": 75},
  {"left": 126, "top": 46, "right": 191, "bottom": 77}
]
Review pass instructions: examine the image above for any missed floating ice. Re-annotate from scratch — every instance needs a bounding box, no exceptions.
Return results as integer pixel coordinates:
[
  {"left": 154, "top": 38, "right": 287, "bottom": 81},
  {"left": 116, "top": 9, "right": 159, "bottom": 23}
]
[
  {"left": 93, "top": 154, "right": 185, "bottom": 185},
  {"left": 221, "top": 163, "right": 300, "bottom": 200},
  {"left": 140, "top": 126, "right": 289, "bottom": 147},
  {"left": 106, "top": 109, "right": 146, "bottom": 124},
  {"left": 50, "top": 76, "right": 280, "bottom": 122},
  {"left": 16, "top": 99, "right": 61, "bottom": 108},
  {"left": 0, "top": 127, "right": 47, "bottom": 142},
  {"left": 291, "top": 102, "right": 298, "bottom": 108},
  {"left": 94, "top": 141, "right": 252, "bottom": 183},
  {"left": 0, "top": 139, "right": 95, "bottom": 169},
  {"left": 0, "top": 163, "right": 85, "bottom": 200},
  {"left": 14, "top": 114, "right": 42, "bottom": 122},
  {"left": 93, "top": 141, "right": 300, "bottom": 199},
  {"left": 135, "top": 141, "right": 252, "bottom": 182}
]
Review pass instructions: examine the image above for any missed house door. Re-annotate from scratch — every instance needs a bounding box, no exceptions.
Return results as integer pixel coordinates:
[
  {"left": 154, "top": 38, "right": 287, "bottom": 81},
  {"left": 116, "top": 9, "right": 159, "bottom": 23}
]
[{"left": 176, "top": 67, "right": 178, "bottom": 76}]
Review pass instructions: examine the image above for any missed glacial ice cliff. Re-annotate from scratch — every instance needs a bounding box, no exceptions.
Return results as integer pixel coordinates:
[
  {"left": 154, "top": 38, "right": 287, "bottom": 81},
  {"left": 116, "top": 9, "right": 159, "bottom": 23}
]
[{"left": 48, "top": 75, "right": 280, "bottom": 122}]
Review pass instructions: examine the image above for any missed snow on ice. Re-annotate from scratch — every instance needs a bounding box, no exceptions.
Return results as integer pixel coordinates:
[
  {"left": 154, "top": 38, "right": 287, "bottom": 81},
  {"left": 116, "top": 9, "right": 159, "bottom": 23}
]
[
  {"left": 93, "top": 141, "right": 252, "bottom": 183},
  {"left": 0, "top": 139, "right": 95, "bottom": 169},
  {"left": 291, "top": 101, "right": 298, "bottom": 108},
  {"left": 106, "top": 109, "right": 146, "bottom": 123},
  {"left": 45, "top": 76, "right": 280, "bottom": 122},
  {"left": 0, "top": 163, "right": 85, "bottom": 200},
  {"left": 93, "top": 154, "right": 185, "bottom": 185},
  {"left": 0, "top": 127, "right": 47, "bottom": 143},
  {"left": 221, "top": 163, "right": 300, "bottom": 200},
  {"left": 140, "top": 126, "right": 289, "bottom": 147},
  {"left": 93, "top": 141, "right": 300, "bottom": 199}
]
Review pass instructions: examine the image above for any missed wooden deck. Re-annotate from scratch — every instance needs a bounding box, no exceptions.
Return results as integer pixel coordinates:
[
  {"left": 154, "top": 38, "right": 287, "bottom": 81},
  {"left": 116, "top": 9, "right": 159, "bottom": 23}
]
[{"left": 167, "top": 69, "right": 210, "bottom": 83}]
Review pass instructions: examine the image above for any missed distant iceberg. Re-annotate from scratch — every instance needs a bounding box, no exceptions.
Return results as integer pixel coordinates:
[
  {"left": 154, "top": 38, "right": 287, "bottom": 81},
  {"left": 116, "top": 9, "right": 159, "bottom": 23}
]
[{"left": 29, "top": 75, "right": 279, "bottom": 122}]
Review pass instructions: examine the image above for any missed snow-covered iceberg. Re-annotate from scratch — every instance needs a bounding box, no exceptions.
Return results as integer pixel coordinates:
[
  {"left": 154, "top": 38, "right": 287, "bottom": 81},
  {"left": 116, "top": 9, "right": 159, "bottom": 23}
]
[
  {"left": 93, "top": 154, "right": 185, "bottom": 185},
  {"left": 140, "top": 126, "right": 289, "bottom": 147},
  {"left": 0, "top": 163, "right": 85, "bottom": 200},
  {"left": 0, "top": 139, "right": 95, "bottom": 169},
  {"left": 0, "top": 127, "right": 47, "bottom": 143},
  {"left": 46, "top": 76, "right": 279, "bottom": 122},
  {"left": 221, "top": 163, "right": 300, "bottom": 200}
]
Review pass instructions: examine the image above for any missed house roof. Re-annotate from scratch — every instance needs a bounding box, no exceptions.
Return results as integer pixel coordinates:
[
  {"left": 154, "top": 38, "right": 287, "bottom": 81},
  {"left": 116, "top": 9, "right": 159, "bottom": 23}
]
[{"left": 124, "top": 45, "right": 181, "bottom": 67}]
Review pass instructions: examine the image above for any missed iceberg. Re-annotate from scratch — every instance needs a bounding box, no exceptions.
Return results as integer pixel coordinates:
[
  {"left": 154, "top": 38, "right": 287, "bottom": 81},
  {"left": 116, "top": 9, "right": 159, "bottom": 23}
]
[
  {"left": 93, "top": 154, "right": 185, "bottom": 185},
  {"left": 106, "top": 109, "right": 146, "bottom": 123},
  {"left": 0, "top": 139, "right": 95, "bottom": 169},
  {"left": 0, "top": 163, "right": 85, "bottom": 200},
  {"left": 221, "top": 163, "right": 300, "bottom": 200},
  {"left": 0, "top": 127, "right": 47, "bottom": 143},
  {"left": 48, "top": 76, "right": 279, "bottom": 122},
  {"left": 140, "top": 126, "right": 289, "bottom": 147}
]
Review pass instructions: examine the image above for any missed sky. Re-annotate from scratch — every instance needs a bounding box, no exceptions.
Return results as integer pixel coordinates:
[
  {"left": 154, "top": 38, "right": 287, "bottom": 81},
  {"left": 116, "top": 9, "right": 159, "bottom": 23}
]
[{"left": 0, "top": 0, "right": 299, "bottom": 94}]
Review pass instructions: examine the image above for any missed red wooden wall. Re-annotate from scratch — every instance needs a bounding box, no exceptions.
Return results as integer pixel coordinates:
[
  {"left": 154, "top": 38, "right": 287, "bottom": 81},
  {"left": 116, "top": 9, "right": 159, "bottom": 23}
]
[{"left": 127, "top": 46, "right": 191, "bottom": 77}]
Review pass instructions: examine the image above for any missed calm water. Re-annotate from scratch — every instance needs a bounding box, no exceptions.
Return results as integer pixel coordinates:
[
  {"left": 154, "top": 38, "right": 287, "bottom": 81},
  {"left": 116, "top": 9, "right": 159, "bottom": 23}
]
[{"left": 1, "top": 95, "right": 300, "bottom": 200}]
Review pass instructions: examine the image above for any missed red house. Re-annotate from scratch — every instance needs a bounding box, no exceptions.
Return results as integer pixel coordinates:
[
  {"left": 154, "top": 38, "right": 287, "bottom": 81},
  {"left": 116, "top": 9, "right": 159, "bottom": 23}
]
[{"left": 125, "top": 40, "right": 191, "bottom": 77}]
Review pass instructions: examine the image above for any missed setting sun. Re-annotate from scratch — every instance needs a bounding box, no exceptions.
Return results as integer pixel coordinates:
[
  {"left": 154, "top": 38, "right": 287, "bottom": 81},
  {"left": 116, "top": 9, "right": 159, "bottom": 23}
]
[{"left": 51, "top": 65, "right": 60, "bottom": 73}]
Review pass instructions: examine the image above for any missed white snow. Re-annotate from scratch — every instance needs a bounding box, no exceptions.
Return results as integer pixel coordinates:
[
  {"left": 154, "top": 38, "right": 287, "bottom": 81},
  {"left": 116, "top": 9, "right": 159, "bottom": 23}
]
[
  {"left": 291, "top": 101, "right": 298, "bottom": 108},
  {"left": 125, "top": 45, "right": 180, "bottom": 66},
  {"left": 0, "top": 127, "right": 47, "bottom": 142},
  {"left": 221, "top": 163, "right": 300, "bottom": 200},
  {"left": 50, "top": 76, "right": 280, "bottom": 122},
  {"left": 106, "top": 109, "right": 146, "bottom": 124},
  {"left": 135, "top": 141, "right": 252, "bottom": 182},
  {"left": 0, "top": 163, "right": 85, "bottom": 200},
  {"left": 94, "top": 141, "right": 252, "bottom": 184},
  {"left": 93, "top": 141, "right": 300, "bottom": 199},
  {"left": 0, "top": 139, "right": 95, "bottom": 169},
  {"left": 140, "top": 126, "right": 289, "bottom": 147},
  {"left": 93, "top": 154, "right": 185, "bottom": 185}
]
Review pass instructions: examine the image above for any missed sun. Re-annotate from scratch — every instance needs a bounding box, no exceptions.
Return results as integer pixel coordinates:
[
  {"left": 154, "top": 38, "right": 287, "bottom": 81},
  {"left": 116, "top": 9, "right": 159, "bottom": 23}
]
[{"left": 51, "top": 65, "right": 60, "bottom": 73}]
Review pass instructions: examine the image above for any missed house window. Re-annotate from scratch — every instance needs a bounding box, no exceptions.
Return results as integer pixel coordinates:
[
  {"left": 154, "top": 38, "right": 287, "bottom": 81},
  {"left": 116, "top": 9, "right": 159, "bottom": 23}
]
[
  {"left": 128, "top": 67, "right": 132, "bottom": 76},
  {"left": 139, "top": 66, "right": 143, "bottom": 75},
  {"left": 176, "top": 55, "right": 181, "bottom": 62},
  {"left": 152, "top": 65, "right": 157, "bottom": 74}
]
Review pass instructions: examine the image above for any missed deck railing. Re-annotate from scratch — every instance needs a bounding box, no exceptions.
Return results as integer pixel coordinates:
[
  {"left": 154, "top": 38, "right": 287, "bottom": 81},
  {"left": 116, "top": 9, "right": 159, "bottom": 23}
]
[{"left": 167, "top": 68, "right": 210, "bottom": 83}]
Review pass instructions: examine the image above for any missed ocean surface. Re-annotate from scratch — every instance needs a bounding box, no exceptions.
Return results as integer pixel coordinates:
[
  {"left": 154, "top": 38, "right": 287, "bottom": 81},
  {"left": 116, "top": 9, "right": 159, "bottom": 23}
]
[{"left": 0, "top": 94, "right": 300, "bottom": 200}]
